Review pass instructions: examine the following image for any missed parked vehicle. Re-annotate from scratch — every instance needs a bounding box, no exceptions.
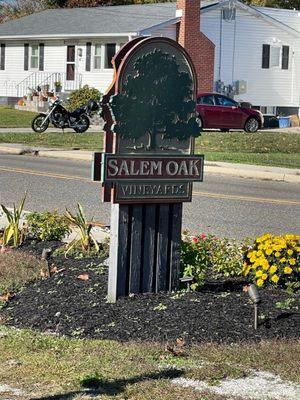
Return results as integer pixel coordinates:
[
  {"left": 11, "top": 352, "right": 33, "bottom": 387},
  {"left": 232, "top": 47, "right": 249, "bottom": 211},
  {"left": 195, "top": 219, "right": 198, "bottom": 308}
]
[
  {"left": 31, "top": 97, "right": 99, "bottom": 133},
  {"left": 196, "top": 93, "right": 264, "bottom": 133}
]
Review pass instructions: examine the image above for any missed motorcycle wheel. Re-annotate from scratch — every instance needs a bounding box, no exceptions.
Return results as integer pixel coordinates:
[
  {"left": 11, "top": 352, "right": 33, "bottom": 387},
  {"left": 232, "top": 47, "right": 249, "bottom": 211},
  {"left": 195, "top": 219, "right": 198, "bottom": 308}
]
[
  {"left": 74, "top": 115, "right": 90, "bottom": 133},
  {"left": 31, "top": 114, "right": 49, "bottom": 133}
]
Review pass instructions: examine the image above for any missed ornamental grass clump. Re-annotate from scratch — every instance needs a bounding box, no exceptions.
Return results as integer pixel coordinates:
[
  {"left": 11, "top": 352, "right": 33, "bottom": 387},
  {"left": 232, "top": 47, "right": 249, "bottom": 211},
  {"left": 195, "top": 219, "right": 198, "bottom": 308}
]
[{"left": 243, "top": 233, "right": 300, "bottom": 288}]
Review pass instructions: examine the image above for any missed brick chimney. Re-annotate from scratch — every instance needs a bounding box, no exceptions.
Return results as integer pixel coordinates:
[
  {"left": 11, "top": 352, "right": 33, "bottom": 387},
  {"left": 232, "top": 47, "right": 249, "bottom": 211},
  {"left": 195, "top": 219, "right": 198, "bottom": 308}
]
[{"left": 176, "top": 0, "right": 215, "bottom": 92}]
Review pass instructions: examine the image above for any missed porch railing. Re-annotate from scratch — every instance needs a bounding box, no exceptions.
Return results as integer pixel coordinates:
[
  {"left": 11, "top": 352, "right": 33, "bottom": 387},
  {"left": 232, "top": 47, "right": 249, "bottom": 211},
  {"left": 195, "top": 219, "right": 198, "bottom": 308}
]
[{"left": 15, "top": 72, "right": 82, "bottom": 98}]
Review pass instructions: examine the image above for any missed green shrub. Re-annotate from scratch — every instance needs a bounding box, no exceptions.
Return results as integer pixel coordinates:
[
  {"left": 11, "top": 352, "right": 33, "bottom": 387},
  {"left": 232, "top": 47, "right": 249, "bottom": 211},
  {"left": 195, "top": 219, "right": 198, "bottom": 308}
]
[
  {"left": 0, "top": 250, "right": 45, "bottom": 295},
  {"left": 26, "top": 211, "right": 71, "bottom": 241},
  {"left": 243, "top": 233, "right": 300, "bottom": 288},
  {"left": 67, "top": 85, "right": 101, "bottom": 111},
  {"left": 180, "top": 232, "right": 244, "bottom": 290}
]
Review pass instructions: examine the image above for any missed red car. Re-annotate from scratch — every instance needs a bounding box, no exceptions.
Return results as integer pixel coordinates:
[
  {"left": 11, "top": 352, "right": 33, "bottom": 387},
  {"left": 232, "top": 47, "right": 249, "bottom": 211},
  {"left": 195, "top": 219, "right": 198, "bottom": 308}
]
[{"left": 196, "top": 93, "right": 264, "bottom": 133}]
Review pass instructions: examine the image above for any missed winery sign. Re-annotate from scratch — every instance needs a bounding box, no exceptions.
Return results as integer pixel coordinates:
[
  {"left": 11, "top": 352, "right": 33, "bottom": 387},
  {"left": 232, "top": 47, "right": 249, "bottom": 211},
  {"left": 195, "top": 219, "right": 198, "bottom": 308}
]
[{"left": 92, "top": 37, "right": 204, "bottom": 302}]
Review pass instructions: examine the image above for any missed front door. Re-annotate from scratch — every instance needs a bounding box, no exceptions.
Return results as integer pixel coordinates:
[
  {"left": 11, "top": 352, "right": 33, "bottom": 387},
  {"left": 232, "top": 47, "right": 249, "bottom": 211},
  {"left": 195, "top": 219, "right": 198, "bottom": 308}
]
[{"left": 66, "top": 45, "right": 76, "bottom": 81}]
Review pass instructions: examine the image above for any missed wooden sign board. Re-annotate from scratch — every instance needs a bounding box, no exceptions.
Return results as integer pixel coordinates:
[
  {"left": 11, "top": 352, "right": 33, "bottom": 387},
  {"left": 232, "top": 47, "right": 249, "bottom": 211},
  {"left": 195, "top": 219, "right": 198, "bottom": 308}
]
[{"left": 93, "top": 37, "right": 204, "bottom": 301}]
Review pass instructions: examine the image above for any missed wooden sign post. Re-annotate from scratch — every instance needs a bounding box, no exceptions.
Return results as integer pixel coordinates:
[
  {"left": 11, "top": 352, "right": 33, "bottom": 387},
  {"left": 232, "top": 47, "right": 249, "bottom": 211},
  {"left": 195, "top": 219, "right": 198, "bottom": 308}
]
[{"left": 93, "top": 37, "right": 204, "bottom": 302}]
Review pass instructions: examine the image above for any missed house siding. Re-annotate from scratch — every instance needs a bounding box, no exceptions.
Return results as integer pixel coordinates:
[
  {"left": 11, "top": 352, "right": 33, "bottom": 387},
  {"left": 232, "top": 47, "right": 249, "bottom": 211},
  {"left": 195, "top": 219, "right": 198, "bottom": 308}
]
[
  {"left": 0, "top": 25, "right": 177, "bottom": 98},
  {"left": 201, "top": 7, "right": 300, "bottom": 108}
]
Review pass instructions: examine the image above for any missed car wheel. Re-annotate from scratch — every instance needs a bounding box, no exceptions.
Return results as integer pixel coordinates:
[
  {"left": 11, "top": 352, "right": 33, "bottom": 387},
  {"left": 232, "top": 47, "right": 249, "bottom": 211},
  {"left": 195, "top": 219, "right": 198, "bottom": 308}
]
[
  {"left": 244, "top": 117, "right": 259, "bottom": 133},
  {"left": 196, "top": 116, "right": 203, "bottom": 130},
  {"left": 220, "top": 128, "right": 229, "bottom": 132}
]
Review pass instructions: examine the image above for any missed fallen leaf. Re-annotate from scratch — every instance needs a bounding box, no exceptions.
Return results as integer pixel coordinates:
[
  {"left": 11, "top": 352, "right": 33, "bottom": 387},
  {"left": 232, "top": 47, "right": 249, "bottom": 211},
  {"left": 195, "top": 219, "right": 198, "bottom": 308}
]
[
  {"left": 77, "top": 274, "right": 89, "bottom": 281},
  {"left": 0, "top": 291, "right": 15, "bottom": 302}
]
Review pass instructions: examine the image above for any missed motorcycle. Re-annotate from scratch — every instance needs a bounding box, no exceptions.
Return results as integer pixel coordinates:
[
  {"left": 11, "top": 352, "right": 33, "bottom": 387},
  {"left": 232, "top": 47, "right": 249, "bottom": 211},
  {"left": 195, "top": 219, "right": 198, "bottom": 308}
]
[{"left": 31, "top": 97, "right": 99, "bottom": 133}]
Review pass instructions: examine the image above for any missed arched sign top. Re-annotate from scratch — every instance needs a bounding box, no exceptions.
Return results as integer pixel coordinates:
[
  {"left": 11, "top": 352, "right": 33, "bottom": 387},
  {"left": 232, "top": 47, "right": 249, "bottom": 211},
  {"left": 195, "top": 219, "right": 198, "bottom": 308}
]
[
  {"left": 109, "top": 37, "right": 200, "bottom": 155},
  {"left": 115, "top": 37, "right": 197, "bottom": 98}
]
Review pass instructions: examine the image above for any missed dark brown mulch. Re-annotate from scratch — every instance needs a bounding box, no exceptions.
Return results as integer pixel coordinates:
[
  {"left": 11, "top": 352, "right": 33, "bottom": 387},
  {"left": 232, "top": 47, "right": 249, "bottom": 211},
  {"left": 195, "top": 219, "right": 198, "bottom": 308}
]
[{"left": 1, "top": 243, "right": 299, "bottom": 344}]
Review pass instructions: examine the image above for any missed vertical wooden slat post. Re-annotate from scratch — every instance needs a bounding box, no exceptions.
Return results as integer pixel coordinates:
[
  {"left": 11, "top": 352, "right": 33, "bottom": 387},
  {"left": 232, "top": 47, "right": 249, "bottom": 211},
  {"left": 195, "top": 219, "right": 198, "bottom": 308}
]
[
  {"left": 142, "top": 205, "right": 156, "bottom": 293},
  {"left": 129, "top": 205, "right": 143, "bottom": 294},
  {"left": 170, "top": 203, "right": 183, "bottom": 291},
  {"left": 156, "top": 204, "right": 170, "bottom": 292}
]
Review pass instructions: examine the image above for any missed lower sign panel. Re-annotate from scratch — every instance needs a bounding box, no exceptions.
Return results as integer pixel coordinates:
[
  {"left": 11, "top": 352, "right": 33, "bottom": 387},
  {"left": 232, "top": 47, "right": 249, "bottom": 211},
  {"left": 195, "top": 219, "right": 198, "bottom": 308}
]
[{"left": 115, "top": 181, "right": 192, "bottom": 203}]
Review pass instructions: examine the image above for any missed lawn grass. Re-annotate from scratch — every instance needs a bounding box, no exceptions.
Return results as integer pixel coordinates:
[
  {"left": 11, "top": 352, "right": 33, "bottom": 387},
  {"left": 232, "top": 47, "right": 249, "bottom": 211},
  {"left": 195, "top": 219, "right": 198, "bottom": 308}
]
[
  {"left": 0, "top": 131, "right": 103, "bottom": 150},
  {"left": 0, "top": 130, "right": 299, "bottom": 169},
  {"left": 0, "top": 326, "right": 298, "bottom": 399},
  {"left": 195, "top": 131, "right": 300, "bottom": 169},
  {"left": 0, "top": 105, "right": 37, "bottom": 128}
]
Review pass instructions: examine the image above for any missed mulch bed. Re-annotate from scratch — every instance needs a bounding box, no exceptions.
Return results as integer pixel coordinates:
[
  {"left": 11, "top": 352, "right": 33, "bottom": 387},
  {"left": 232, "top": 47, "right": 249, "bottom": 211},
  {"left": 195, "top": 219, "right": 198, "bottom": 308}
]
[{"left": 1, "top": 242, "right": 300, "bottom": 344}]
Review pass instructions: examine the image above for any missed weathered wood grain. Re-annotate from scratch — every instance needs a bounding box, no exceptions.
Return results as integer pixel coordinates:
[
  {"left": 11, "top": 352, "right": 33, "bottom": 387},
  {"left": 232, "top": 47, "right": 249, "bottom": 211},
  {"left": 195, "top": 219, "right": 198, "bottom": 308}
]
[{"left": 129, "top": 205, "right": 143, "bottom": 294}]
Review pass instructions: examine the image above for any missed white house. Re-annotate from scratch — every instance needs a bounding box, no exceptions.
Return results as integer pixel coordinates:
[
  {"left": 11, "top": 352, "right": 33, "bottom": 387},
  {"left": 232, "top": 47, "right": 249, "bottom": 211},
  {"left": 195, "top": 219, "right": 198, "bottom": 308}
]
[
  {"left": 0, "top": 0, "right": 299, "bottom": 115},
  {"left": 0, "top": 3, "right": 180, "bottom": 103},
  {"left": 200, "top": 0, "right": 300, "bottom": 115}
]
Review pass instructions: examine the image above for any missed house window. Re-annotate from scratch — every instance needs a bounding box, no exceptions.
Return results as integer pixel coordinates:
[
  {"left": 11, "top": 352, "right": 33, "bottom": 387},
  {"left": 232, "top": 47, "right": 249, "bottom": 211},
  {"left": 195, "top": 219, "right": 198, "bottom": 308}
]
[
  {"left": 30, "top": 44, "right": 39, "bottom": 69},
  {"left": 262, "top": 44, "right": 290, "bottom": 70},
  {"left": 270, "top": 46, "right": 280, "bottom": 68},
  {"left": 105, "top": 43, "right": 116, "bottom": 69},
  {"left": 282, "top": 46, "right": 289, "bottom": 70},
  {"left": 94, "top": 44, "right": 102, "bottom": 70}
]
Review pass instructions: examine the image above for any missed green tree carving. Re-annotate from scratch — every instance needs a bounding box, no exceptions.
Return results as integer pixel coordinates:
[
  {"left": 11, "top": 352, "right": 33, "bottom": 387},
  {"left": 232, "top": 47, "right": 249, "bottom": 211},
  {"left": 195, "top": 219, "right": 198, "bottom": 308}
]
[{"left": 110, "top": 49, "right": 200, "bottom": 150}]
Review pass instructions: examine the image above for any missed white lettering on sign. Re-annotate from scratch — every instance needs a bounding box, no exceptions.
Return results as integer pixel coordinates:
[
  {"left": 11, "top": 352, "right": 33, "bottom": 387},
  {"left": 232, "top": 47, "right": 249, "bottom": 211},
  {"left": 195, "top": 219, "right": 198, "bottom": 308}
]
[
  {"left": 120, "top": 183, "right": 187, "bottom": 197},
  {"left": 108, "top": 159, "right": 119, "bottom": 176},
  {"left": 106, "top": 157, "right": 202, "bottom": 180}
]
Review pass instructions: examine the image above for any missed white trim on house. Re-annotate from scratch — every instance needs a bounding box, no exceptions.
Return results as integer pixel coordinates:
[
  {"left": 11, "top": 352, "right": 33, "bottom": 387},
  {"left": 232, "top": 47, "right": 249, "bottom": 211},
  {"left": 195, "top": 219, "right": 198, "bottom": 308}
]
[
  {"left": 139, "top": 17, "right": 180, "bottom": 36},
  {"left": 0, "top": 33, "right": 138, "bottom": 41}
]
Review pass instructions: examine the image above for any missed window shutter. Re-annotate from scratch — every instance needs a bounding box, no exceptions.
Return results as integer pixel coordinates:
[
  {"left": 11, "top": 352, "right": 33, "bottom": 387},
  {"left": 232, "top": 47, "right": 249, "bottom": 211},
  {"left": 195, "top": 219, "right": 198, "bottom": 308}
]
[
  {"left": 282, "top": 46, "right": 289, "bottom": 70},
  {"left": 0, "top": 44, "right": 5, "bottom": 70},
  {"left": 39, "top": 43, "right": 44, "bottom": 71},
  {"left": 24, "top": 43, "right": 29, "bottom": 70},
  {"left": 86, "top": 42, "right": 92, "bottom": 71},
  {"left": 262, "top": 44, "right": 270, "bottom": 69}
]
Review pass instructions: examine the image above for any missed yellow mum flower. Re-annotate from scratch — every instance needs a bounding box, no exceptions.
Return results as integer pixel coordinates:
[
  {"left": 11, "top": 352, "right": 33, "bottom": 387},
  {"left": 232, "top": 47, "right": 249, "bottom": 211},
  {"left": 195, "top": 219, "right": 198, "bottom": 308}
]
[
  {"left": 271, "top": 274, "right": 279, "bottom": 283},
  {"left": 262, "top": 273, "right": 268, "bottom": 280},
  {"left": 257, "top": 250, "right": 262, "bottom": 257},
  {"left": 287, "top": 249, "right": 293, "bottom": 256},
  {"left": 257, "top": 279, "right": 264, "bottom": 287},
  {"left": 265, "top": 248, "right": 273, "bottom": 255},
  {"left": 275, "top": 252, "right": 281, "bottom": 257},
  {"left": 289, "top": 258, "right": 296, "bottom": 265},
  {"left": 256, "top": 270, "right": 263, "bottom": 278},
  {"left": 280, "top": 257, "right": 286, "bottom": 263},
  {"left": 284, "top": 267, "right": 293, "bottom": 274},
  {"left": 269, "top": 265, "right": 278, "bottom": 274}
]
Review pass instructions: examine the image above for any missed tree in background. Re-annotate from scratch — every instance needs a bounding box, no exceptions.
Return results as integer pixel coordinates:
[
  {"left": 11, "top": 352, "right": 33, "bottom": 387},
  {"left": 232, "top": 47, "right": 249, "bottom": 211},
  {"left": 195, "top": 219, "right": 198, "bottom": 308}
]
[{"left": 242, "top": 0, "right": 299, "bottom": 9}]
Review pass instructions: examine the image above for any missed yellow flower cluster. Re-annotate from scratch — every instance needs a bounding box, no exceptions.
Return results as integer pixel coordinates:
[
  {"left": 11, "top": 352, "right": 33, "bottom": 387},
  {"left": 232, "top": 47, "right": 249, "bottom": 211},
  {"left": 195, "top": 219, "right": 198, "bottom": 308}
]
[{"left": 242, "top": 233, "right": 300, "bottom": 287}]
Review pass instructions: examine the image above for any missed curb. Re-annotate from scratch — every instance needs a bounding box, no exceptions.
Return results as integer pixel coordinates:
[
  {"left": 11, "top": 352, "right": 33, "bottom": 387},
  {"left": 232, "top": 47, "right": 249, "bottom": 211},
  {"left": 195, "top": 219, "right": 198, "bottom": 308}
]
[{"left": 0, "top": 144, "right": 299, "bottom": 184}]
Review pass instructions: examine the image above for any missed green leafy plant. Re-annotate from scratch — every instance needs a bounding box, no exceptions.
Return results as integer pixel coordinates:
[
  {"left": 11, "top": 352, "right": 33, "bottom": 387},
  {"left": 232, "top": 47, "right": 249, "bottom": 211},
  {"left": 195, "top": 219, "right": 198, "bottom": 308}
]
[
  {"left": 26, "top": 210, "right": 71, "bottom": 241},
  {"left": 275, "top": 298, "right": 297, "bottom": 311},
  {"left": 0, "top": 193, "right": 27, "bottom": 248},
  {"left": 64, "top": 204, "right": 99, "bottom": 256},
  {"left": 180, "top": 232, "right": 245, "bottom": 290},
  {"left": 67, "top": 85, "right": 101, "bottom": 111}
]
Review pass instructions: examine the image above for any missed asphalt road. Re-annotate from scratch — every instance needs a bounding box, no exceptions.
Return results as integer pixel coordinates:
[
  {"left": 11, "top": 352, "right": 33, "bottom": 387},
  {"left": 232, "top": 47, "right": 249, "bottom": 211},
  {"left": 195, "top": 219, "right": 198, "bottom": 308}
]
[{"left": 0, "top": 153, "right": 299, "bottom": 239}]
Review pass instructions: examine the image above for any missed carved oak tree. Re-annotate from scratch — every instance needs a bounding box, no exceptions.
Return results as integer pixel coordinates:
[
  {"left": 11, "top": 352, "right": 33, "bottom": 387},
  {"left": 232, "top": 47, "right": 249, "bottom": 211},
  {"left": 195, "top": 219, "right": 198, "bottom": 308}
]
[{"left": 110, "top": 48, "right": 200, "bottom": 150}]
